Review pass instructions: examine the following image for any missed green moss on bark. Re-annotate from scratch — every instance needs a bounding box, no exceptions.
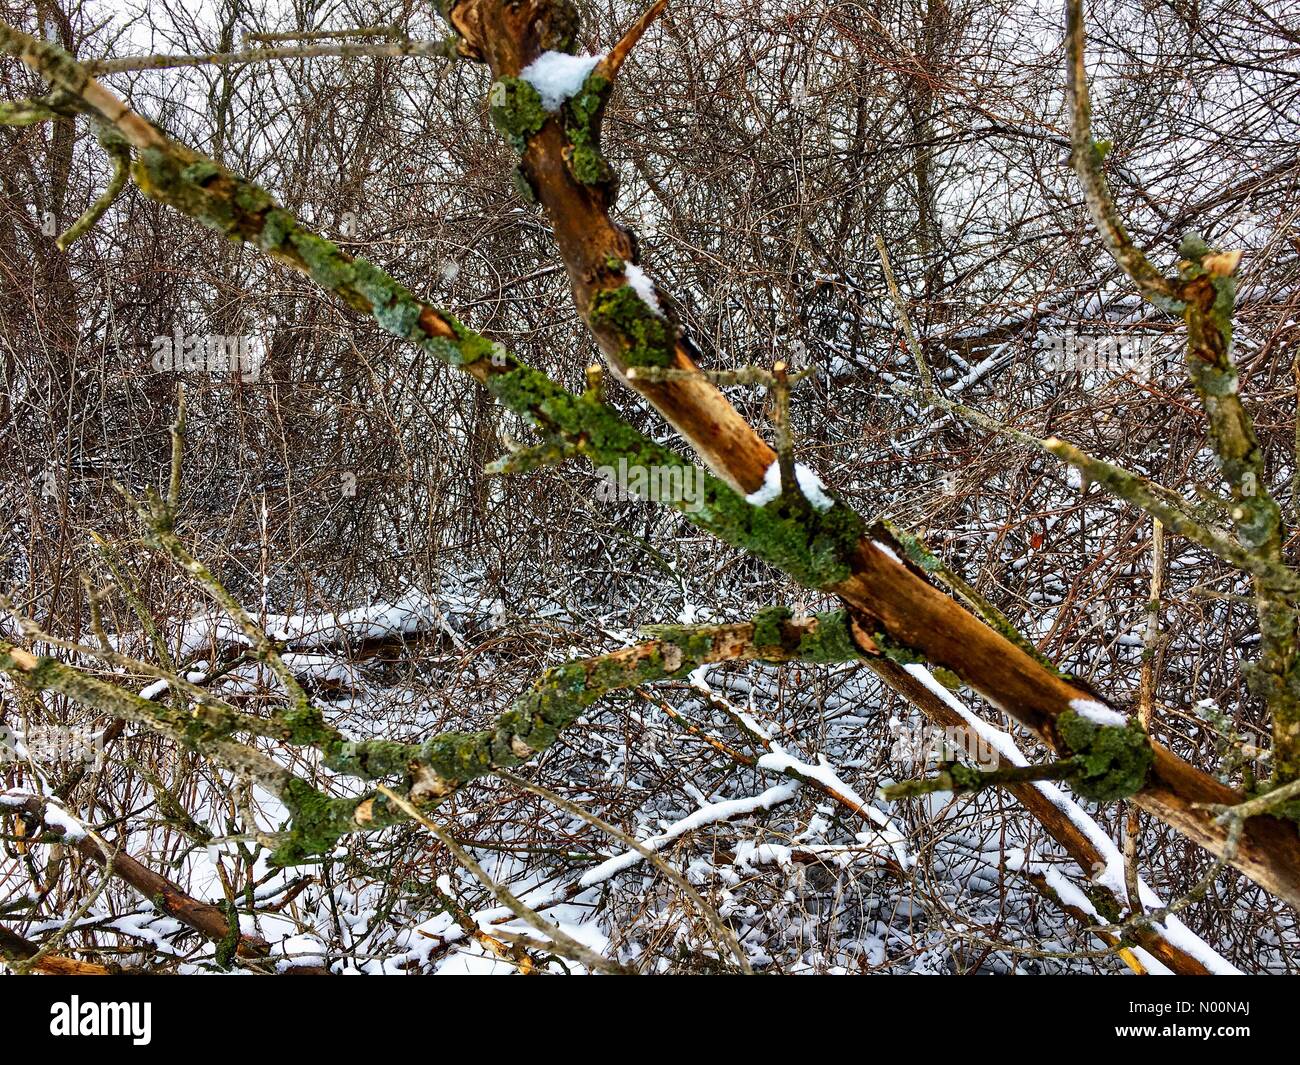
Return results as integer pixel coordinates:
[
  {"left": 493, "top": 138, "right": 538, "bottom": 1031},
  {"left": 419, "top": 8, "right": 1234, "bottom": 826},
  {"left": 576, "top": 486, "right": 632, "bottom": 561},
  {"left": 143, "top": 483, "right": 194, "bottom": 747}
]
[
  {"left": 589, "top": 284, "right": 673, "bottom": 367},
  {"left": 795, "top": 611, "right": 866, "bottom": 663},
  {"left": 1056, "top": 710, "right": 1153, "bottom": 802},
  {"left": 752, "top": 606, "right": 793, "bottom": 648},
  {"left": 563, "top": 72, "right": 613, "bottom": 185},
  {"left": 489, "top": 77, "right": 548, "bottom": 151},
  {"left": 273, "top": 779, "right": 398, "bottom": 866}
]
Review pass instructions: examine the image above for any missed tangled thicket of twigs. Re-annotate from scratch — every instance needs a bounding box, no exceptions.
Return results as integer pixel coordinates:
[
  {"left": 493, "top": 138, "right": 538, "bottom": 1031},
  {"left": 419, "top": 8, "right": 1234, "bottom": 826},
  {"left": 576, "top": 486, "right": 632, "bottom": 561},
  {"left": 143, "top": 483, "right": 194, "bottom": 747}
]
[{"left": 1, "top": 0, "right": 1299, "bottom": 974}]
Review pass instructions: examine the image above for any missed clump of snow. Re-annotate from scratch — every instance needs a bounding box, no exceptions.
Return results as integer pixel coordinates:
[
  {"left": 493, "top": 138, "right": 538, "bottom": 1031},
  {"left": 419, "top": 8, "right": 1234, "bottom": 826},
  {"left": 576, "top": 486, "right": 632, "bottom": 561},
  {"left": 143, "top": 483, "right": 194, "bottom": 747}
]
[
  {"left": 151, "top": 585, "right": 450, "bottom": 661},
  {"left": 623, "top": 263, "right": 664, "bottom": 317},
  {"left": 745, "top": 460, "right": 783, "bottom": 506},
  {"left": 274, "top": 933, "right": 328, "bottom": 973},
  {"left": 41, "top": 801, "right": 87, "bottom": 841},
  {"left": 1069, "top": 698, "right": 1128, "bottom": 727},
  {"left": 519, "top": 51, "right": 605, "bottom": 111},
  {"left": 280, "top": 653, "right": 355, "bottom": 686},
  {"left": 734, "top": 841, "right": 799, "bottom": 870},
  {"left": 744, "top": 460, "right": 835, "bottom": 511},
  {"left": 795, "top": 465, "right": 836, "bottom": 510}
]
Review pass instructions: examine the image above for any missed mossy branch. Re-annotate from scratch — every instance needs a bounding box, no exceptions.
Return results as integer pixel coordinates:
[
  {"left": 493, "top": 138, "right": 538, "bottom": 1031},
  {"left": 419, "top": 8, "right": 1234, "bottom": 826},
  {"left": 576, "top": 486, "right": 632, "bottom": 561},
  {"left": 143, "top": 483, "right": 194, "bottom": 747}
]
[
  {"left": 56, "top": 122, "right": 131, "bottom": 250},
  {"left": 1067, "top": 0, "right": 1299, "bottom": 784},
  {"left": 1043, "top": 438, "right": 1300, "bottom": 594},
  {"left": 1, "top": 587, "right": 867, "bottom": 866},
  {"left": 484, "top": 437, "right": 579, "bottom": 475},
  {"left": 886, "top": 710, "right": 1153, "bottom": 804},
  {"left": 0, "top": 94, "right": 65, "bottom": 125},
  {"left": 0, "top": 641, "right": 294, "bottom": 797},
  {"left": 1064, "top": 0, "right": 1182, "bottom": 308}
]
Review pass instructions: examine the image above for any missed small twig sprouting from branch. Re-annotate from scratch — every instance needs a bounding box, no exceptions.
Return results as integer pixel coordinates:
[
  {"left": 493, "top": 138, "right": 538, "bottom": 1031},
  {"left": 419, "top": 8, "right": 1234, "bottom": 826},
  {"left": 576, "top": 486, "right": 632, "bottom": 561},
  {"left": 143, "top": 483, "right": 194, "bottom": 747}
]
[
  {"left": 1064, "top": 0, "right": 1182, "bottom": 308},
  {"left": 882, "top": 758, "right": 1079, "bottom": 801},
  {"left": 485, "top": 437, "right": 579, "bottom": 476},
  {"left": 600, "top": 0, "right": 669, "bottom": 81},
  {"left": 771, "top": 360, "right": 796, "bottom": 495},
  {"left": 164, "top": 384, "right": 186, "bottom": 529}
]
